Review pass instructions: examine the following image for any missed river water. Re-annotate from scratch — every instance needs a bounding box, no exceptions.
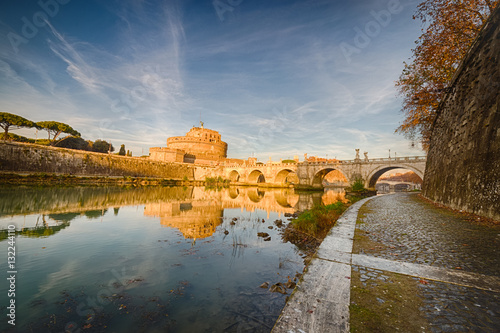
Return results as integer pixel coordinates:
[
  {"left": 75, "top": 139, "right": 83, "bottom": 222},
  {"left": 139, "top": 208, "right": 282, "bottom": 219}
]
[{"left": 0, "top": 186, "right": 345, "bottom": 332}]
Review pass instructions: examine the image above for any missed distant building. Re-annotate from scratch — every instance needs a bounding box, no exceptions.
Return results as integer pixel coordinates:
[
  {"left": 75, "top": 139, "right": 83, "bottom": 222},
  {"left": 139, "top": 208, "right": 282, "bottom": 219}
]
[
  {"left": 304, "top": 154, "right": 339, "bottom": 163},
  {"left": 149, "top": 123, "right": 228, "bottom": 165}
]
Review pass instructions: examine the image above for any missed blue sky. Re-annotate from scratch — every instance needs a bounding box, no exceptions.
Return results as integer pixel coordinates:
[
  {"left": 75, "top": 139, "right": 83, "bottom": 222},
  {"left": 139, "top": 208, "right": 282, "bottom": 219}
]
[{"left": 0, "top": 0, "right": 424, "bottom": 160}]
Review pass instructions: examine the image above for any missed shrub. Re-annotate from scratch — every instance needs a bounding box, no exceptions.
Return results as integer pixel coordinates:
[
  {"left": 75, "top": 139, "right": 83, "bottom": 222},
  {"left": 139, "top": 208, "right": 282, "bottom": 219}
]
[
  {"left": 92, "top": 139, "right": 114, "bottom": 153},
  {"left": 291, "top": 202, "right": 347, "bottom": 239},
  {"left": 351, "top": 178, "right": 365, "bottom": 192},
  {"left": 53, "top": 136, "right": 91, "bottom": 151}
]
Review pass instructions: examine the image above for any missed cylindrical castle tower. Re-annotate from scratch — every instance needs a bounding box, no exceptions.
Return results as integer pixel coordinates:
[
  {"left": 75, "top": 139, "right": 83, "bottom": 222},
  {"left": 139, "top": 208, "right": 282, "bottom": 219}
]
[{"left": 167, "top": 126, "right": 228, "bottom": 164}]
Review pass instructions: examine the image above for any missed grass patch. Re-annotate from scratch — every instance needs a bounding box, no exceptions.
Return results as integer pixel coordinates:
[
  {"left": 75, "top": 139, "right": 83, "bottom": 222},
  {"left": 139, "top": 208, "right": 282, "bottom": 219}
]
[
  {"left": 356, "top": 204, "right": 374, "bottom": 224},
  {"left": 350, "top": 269, "right": 430, "bottom": 332},
  {"left": 291, "top": 201, "right": 347, "bottom": 239},
  {"left": 281, "top": 201, "right": 350, "bottom": 258},
  {"left": 352, "top": 230, "right": 388, "bottom": 255}
]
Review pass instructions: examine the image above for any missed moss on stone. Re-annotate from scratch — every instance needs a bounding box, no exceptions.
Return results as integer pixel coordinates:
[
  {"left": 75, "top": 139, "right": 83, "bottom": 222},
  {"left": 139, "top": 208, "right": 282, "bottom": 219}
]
[{"left": 350, "top": 269, "right": 430, "bottom": 332}]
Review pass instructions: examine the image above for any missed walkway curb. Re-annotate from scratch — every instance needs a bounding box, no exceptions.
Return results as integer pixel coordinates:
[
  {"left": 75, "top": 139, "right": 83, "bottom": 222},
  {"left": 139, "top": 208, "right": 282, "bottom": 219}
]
[
  {"left": 272, "top": 196, "right": 376, "bottom": 333},
  {"left": 352, "top": 254, "right": 500, "bottom": 293}
]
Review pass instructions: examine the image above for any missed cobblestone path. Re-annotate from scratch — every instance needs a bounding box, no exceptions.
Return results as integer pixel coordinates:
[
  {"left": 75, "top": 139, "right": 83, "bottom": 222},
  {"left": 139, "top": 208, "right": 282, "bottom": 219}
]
[{"left": 353, "top": 193, "right": 500, "bottom": 333}]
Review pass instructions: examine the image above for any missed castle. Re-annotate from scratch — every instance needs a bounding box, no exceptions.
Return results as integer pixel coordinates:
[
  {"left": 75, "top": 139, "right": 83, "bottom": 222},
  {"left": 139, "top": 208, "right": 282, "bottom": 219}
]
[{"left": 149, "top": 122, "right": 228, "bottom": 165}]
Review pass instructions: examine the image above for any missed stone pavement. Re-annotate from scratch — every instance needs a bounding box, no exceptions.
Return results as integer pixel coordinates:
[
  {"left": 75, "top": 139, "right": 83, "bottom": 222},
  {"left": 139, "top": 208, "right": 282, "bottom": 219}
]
[{"left": 272, "top": 193, "right": 500, "bottom": 333}]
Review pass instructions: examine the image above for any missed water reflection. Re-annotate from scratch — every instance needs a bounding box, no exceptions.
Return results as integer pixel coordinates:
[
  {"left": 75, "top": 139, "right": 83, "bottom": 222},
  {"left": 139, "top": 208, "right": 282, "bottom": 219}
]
[
  {"left": 0, "top": 186, "right": 195, "bottom": 217},
  {"left": 144, "top": 201, "right": 223, "bottom": 239},
  {"left": 0, "top": 185, "right": 347, "bottom": 332},
  {"left": 0, "top": 186, "right": 345, "bottom": 240}
]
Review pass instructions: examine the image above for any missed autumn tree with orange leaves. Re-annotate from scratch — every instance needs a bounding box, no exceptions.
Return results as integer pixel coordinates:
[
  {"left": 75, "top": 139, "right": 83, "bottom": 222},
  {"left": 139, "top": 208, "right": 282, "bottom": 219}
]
[{"left": 396, "top": 0, "right": 498, "bottom": 150}]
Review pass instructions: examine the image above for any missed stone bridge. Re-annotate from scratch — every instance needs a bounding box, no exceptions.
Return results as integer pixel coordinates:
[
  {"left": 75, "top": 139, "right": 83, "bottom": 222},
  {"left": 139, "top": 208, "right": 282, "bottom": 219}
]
[
  {"left": 375, "top": 181, "right": 422, "bottom": 192},
  {"left": 223, "top": 156, "right": 426, "bottom": 189}
]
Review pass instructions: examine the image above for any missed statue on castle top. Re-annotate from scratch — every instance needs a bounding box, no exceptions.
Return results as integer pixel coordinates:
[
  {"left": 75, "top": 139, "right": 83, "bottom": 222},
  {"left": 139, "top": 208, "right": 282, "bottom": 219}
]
[
  {"left": 355, "top": 149, "right": 360, "bottom": 160},
  {"left": 200, "top": 121, "right": 204, "bottom": 128}
]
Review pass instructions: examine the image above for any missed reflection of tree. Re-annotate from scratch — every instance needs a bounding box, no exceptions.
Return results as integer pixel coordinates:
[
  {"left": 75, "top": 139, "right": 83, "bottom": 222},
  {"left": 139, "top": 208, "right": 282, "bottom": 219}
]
[
  {"left": 18, "top": 223, "right": 70, "bottom": 238},
  {"left": 48, "top": 213, "right": 81, "bottom": 223},
  {"left": 1, "top": 208, "right": 109, "bottom": 241},
  {"left": 0, "top": 214, "right": 70, "bottom": 241},
  {"left": 84, "top": 209, "right": 108, "bottom": 219},
  {"left": 0, "top": 186, "right": 348, "bottom": 242}
]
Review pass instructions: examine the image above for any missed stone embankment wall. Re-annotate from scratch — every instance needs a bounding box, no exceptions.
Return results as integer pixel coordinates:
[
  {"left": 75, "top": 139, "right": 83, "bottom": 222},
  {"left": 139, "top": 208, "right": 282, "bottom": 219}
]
[
  {"left": 423, "top": 6, "right": 500, "bottom": 221},
  {"left": 0, "top": 141, "right": 195, "bottom": 179}
]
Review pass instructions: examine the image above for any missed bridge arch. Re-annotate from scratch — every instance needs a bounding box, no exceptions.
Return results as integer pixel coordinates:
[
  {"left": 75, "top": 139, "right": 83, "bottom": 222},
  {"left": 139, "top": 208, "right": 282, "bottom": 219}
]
[
  {"left": 274, "top": 169, "right": 299, "bottom": 185},
  {"left": 366, "top": 165, "right": 424, "bottom": 188},
  {"left": 228, "top": 170, "right": 240, "bottom": 182},
  {"left": 311, "top": 168, "right": 349, "bottom": 188},
  {"left": 248, "top": 169, "right": 266, "bottom": 184}
]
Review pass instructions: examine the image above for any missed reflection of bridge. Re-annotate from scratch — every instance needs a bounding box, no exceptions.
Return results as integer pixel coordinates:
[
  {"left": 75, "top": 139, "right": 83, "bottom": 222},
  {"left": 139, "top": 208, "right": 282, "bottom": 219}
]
[
  {"left": 1, "top": 186, "right": 309, "bottom": 241},
  {"left": 143, "top": 187, "right": 350, "bottom": 239},
  {"left": 144, "top": 187, "right": 303, "bottom": 239},
  {"left": 224, "top": 156, "right": 426, "bottom": 189},
  {"left": 0, "top": 186, "right": 344, "bottom": 241}
]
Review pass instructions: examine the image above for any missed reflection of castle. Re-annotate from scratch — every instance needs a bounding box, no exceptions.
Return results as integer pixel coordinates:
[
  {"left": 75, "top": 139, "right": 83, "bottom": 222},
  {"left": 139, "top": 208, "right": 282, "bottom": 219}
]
[
  {"left": 143, "top": 187, "right": 300, "bottom": 239},
  {"left": 149, "top": 122, "right": 228, "bottom": 165},
  {"left": 144, "top": 201, "right": 223, "bottom": 239},
  {"left": 2, "top": 186, "right": 346, "bottom": 241}
]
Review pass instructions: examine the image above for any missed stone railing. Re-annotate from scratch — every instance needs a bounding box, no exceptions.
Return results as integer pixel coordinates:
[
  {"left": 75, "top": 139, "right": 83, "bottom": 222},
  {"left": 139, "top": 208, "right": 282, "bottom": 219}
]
[{"left": 299, "top": 156, "right": 426, "bottom": 165}]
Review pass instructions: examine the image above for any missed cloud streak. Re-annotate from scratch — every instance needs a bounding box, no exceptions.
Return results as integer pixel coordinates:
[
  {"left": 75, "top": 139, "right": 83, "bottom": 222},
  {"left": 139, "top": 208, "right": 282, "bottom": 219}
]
[{"left": 0, "top": 0, "right": 425, "bottom": 159}]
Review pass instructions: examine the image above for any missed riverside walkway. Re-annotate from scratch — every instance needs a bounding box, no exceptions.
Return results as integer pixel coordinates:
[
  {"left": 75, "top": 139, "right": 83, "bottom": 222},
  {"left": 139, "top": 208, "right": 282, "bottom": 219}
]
[{"left": 272, "top": 193, "right": 500, "bottom": 332}]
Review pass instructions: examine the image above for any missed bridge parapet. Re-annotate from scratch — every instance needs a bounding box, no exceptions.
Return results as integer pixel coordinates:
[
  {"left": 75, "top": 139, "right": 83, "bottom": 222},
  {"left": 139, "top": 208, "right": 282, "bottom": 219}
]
[
  {"left": 297, "top": 156, "right": 426, "bottom": 165},
  {"left": 330, "top": 156, "right": 426, "bottom": 164},
  {"left": 364, "top": 156, "right": 426, "bottom": 163}
]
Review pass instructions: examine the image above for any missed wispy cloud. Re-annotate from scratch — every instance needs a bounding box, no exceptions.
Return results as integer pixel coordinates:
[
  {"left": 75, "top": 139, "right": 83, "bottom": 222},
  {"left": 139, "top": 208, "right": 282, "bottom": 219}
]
[{"left": 0, "top": 0, "right": 424, "bottom": 158}]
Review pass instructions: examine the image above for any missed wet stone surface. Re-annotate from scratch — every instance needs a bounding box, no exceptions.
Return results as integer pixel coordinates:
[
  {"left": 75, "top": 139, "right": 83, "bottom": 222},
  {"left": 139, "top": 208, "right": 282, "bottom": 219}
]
[
  {"left": 355, "top": 193, "right": 500, "bottom": 276},
  {"left": 418, "top": 280, "right": 500, "bottom": 333},
  {"left": 352, "top": 265, "right": 390, "bottom": 286},
  {"left": 351, "top": 264, "right": 500, "bottom": 332},
  {"left": 354, "top": 193, "right": 500, "bottom": 332}
]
